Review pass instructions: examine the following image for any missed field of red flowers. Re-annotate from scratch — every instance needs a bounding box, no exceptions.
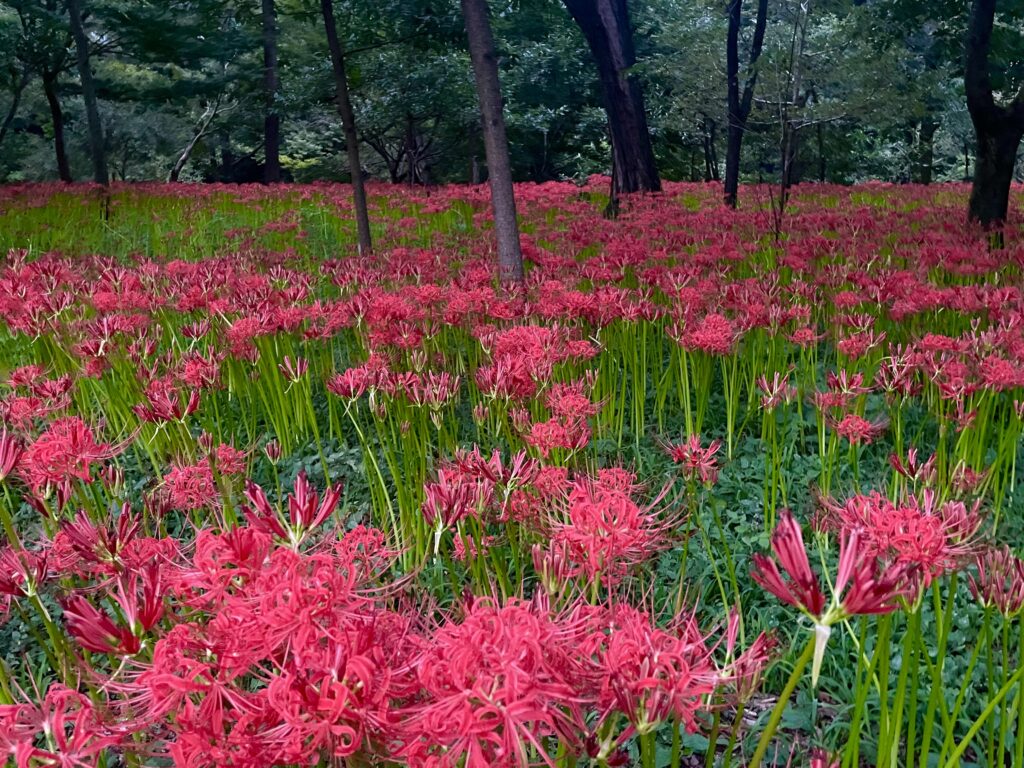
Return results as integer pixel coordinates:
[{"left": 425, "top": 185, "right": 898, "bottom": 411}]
[{"left": 0, "top": 179, "right": 1022, "bottom": 767}]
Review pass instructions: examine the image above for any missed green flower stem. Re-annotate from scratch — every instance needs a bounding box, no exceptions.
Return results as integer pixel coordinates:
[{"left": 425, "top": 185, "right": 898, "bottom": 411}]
[{"left": 748, "top": 634, "right": 816, "bottom": 768}]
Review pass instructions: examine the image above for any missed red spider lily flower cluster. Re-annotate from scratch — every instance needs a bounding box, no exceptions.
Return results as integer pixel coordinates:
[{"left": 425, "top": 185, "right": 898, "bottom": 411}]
[{"left": 661, "top": 433, "right": 722, "bottom": 486}]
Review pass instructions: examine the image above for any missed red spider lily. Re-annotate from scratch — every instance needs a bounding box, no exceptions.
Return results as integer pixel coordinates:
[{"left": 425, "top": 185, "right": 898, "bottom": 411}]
[
  {"left": 584, "top": 604, "right": 718, "bottom": 737},
  {"left": 399, "top": 596, "right": 588, "bottom": 768},
  {"left": 18, "top": 417, "right": 112, "bottom": 492},
  {"left": 0, "top": 685, "right": 123, "bottom": 767},
  {"left": 661, "top": 433, "right": 722, "bottom": 486},
  {"left": 826, "top": 371, "right": 871, "bottom": 397},
  {"left": 548, "top": 478, "right": 680, "bottom": 587},
  {"left": 809, "top": 748, "right": 840, "bottom": 768},
  {"left": 679, "top": 312, "right": 736, "bottom": 356},
  {"left": 133, "top": 379, "right": 201, "bottom": 423},
  {"left": 243, "top": 471, "right": 343, "bottom": 549},
  {"left": 752, "top": 510, "right": 911, "bottom": 683},
  {"left": 830, "top": 413, "right": 888, "bottom": 445},
  {"left": 0, "top": 426, "right": 21, "bottom": 482},
  {"left": 832, "top": 490, "right": 982, "bottom": 585},
  {"left": 278, "top": 355, "right": 308, "bottom": 382},
  {"left": 422, "top": 468, "right": 494, "bottom": 544},
  {"left": 969, "top": 546, "right": 1024, "bottom": 617},
  {"left": 327, "top": 365, "right": 378, "bottom": 400},
  {"left": 0, "top": 547, "right": 49, "bottom": 597},
  {"left": 757, "top": 371, "right": 796, "bottom": 410},
  {"left": 526, "top": 416, "right": 591, "bottom": 458},
  {"left": 164, "top": 461, "right": 219, "bottom": 512},
  {"left": 63, "top": 594, "right": 142, "bottom": 655},
  {"left": 60, "top": 504, "right": 141, "bottom": 574},
  {"left": 408, "top": 371, "right": 462, "bottom": 409},
  {"left": 889, "top": 448, "right": 937, "bottom": 485},
  {"left": 751, "top": 511, "right": 828, "bottom": 618}
]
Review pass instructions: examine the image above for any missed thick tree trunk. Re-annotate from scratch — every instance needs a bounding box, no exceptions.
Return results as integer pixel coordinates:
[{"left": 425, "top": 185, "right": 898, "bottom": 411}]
[
  {"left": 0, "top": 72, "right": 29, "bottom": 150},
  {"left": 460, "top": 0, "right": 524, "bottom": 285},
  {"left": 262, "top": 0, "right": 282, "bottom": 184},
  {"left": 321, "top": 0, "right": 372, "bottom": 254},
  {"left": 66, "top": 0, "right": 107, "bottom": 185},
  {"left": 724, "top": 0, "right": 768, "bottom": 208},
  {"left": 965, "top": 0, "right": 1024, "bottom": 228},
  {"left": 42, "top": 72, "right": 72, "bottom": 183},
  {"left": 969, "top": 122, "right": 1022, "bottom": 226},
  {"left": 562, "top": 0, "right": 660, "bottom": 194}
]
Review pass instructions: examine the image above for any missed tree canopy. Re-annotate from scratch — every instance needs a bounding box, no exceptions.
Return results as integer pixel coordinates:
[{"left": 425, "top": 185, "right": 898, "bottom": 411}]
[{"left": 0, "top": 0, "right": 1021, "bottom": 190}]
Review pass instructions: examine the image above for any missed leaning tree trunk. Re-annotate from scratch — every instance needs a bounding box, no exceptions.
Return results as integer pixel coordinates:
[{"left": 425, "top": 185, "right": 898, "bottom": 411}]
[
  {"left": 262, "top": 0, "right": 282, "bottom": 184},
  {"left": 460, "top": 0, "right": 524, "bottom": 285},
  {"left": 42, "top": 72, "right": 72, "bottom": 183},
  {"left": 67, "top": 0, "right": 108, "bottom": 185},
  {"left": 169, "top": 99, "right": 221, "bottom": 182},
  {"left": 965, "top": 0, "right": 1024, "bottom": 228},
  {"left": 562, "top": 0, "right": 660, "bottom": 194},
  {"left": 321, "top": 0, "right": 372, "bottom": 254},
  {"left": 724, "top": 0, "right": 768, "bottom": 208}
]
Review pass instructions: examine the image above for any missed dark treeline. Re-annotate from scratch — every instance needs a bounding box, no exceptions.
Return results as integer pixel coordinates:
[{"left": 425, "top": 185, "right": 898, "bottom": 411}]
[{"left": 0, "top": 0, "right": 1022, "bottom": 222}]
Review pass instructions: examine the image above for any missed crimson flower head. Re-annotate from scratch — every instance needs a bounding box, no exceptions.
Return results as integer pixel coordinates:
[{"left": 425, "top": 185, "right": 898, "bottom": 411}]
[
  {"left": 0, "top": 427, "right": 22, "bottom": 483},
  {"left": 969, "top": 546, "right": 1024, "bottom": 617},
  {"left": 399, "top": 596, "right": 587, "bottom": 767},
  {"left": 133, "top": 379, "right": 201, "bottom": 423},
  {"left": 662, "top": 433, "right": 722, "bottom": 486},
  {"left": 63, "top": 594, "right": 142, "bottom": 655},
  {"left": 244, "top": 471, "right": 343, "bottom": 549},
  {"left": 19, "top": 417, "right": 111, "bottom": 492},
  {"left": 752, "top": 510, "right": 911, "bottom": 684},
  {"left": 830, "top": 413, "right": 888, "bottom": 445},
  {"left": 587, "top": 604, "right": 717, "bottom": 737},
  {"left": 751, "top": 510, "right": 827, "bottom": 617}
]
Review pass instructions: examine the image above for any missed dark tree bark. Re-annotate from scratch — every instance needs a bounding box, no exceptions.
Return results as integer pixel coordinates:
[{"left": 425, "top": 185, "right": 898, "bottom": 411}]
[
  {"left": 562, "top": 0, "right": 660, "bottom": 194},
  {"left": 911, "top": 117, "right": 938, "bottom": 184},
  {"left": 701, "top": 116, "right": 719, "bottom": 181},
  {"left": 965, "top": 0, "right": 1024, "bottom": 227},
  {"left": 460, "top": 0, "right": 524, "bottom": 285},
  {"left": 42, "top": 71, "right": 72, "bottom": 182},
  {"left": 262, "top": 0, "right": 282, "bottom": 184},
  {"left": 724, "top": 0, "right": 768, "bottom": 208},
  {"left": 66, "top": 0, "right": 107, "bottom": 185},
  {"left": 321, "top": 0, "right": 373, "bottom": 254},
  {"left": 0, "top": 71, "right": 30, "bottom": 150}
]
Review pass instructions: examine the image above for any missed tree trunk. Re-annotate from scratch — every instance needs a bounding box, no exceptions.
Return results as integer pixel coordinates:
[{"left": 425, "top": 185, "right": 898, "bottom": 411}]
[
  {"left": 702, "top": 117, "right": 719, "bottom": 181},
  {"left": 460, "top": 0, "right": 524, "bottom": 285},
  {"left": 817, "top": 121, "right": 826, "bottom": 182},
  {"left": 42, "top": 72, "right": 72, "bottom": 183},
  {"left": 969, "top": 123, "right": 1022, "bottom": 226},
  {"left": 909, "top": 117, "right": 938, "bottom": 184},
  {"left": 262, "top": 0, "right": 282, "bottom": 184},
  {"left": 724, "top": 0, "right": 768, "bottom": 207},
  {"left": 322, "top": 0, "right": 372, "bottom": 254},
  {"left": 965, "top": 0, "right": 1024, "bottom": 228},
  {"left": 562, "top": 0, "right": 660, "bottom": 194},
  {"left": 169, "top": 100, "right": 221, "bottom": 182},
  {"left": 0, "top": 71, "right": 29, "bottom": 150},
  {"left": 67, "top": 0, "right": 108, "bottom": 185}
]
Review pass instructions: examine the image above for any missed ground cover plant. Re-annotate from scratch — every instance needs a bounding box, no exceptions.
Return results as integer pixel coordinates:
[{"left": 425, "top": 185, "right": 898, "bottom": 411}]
[{"left": 0, "top": 179, "right": 1023, "bottom": 767}]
